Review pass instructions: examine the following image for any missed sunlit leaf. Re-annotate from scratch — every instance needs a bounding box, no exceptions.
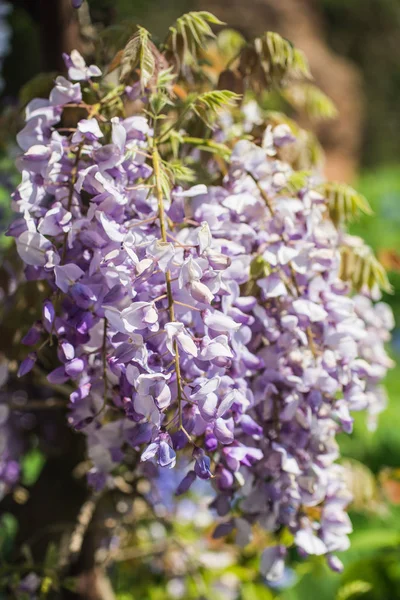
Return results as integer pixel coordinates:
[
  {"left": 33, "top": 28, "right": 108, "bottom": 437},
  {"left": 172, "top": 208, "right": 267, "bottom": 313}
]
[
  {"left": 165, "top": 11, "right": 225, "bottom": 67},
  {"left": 318, "top": 181, "right": 373, "bottom": 225},
  {"left": 255, "top": 32, "right": 312, "bottom": 86},
  {"left": 193, "top": 90, "right": 241, "bottom": 127},
  {"left": 120, "top": 26, "right": 155, "bottom": 90},
  {"left": 283, "top": 83, "right": 338, "bottom": 121},
  {"left": 336, "top": 581, "right": 372, "bottom": 600},
  {"left": 21, "top": 448, "right": 45, "bottom": 487},
  {"left": 339, "top": 242, "right": 393, "bottom": 294}
]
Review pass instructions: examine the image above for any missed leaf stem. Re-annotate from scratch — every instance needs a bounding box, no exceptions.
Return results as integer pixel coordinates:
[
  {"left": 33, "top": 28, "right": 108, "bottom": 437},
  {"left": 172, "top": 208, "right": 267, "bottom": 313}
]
[{"left": 152, "top": 146, "right": 185, "bottom": 430}]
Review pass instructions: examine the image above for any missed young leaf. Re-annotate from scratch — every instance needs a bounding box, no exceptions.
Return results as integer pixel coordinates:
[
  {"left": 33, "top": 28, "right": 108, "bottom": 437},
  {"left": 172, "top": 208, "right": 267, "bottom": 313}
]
[
  {"left": 281, "top": 170, "right": 312, "bottom": 195},
  {"left": 120, "top": 26, "right": 155, "bottom": 90},
  {"left": 254, "top": 32, "right": 312, "bottom": 88},
  {"left": 283, "top": 83, "right": 338, "bottom": 121},
  {"left": 167, "top": 160, "right": 196, "bottom": 184},
  {"left": 217, "top": 28, "right": 247, "bottom": 62},
  {"left": 151, "top": 161, "right": 173, "bottom": 202},
  {"left": 318, "top": 181, "right": 373, "bottom": 225},
  {"left": 182, "top": 137, "right": 232, "bottom": 159},
  {"left": 165, "top": 11, "right": 225, "bottom": 66},
  {"left": 336, "top": 581, "right": 372, "bottom": 600},
  {"left": 340, "top": 243, "right": 393, "bottom": 294},
  {"left": 193, "top": 90, "right": 241, "bottom": 127}
]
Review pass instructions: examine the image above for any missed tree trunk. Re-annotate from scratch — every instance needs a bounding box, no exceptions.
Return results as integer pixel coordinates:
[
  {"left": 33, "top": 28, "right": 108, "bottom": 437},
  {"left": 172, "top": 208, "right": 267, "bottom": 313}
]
[{"left": 38, "top": 0, "right": 84, "bottom": 71}]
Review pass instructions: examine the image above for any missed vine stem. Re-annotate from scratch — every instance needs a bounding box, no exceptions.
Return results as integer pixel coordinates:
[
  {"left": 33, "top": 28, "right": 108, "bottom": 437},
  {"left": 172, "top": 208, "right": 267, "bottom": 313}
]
[
  {"left": 102, "top": 317, "right": 108, "bottom": 402},
  {"left": 152, "top": 146, "right": 185, "bottom": 430},
  {"left": 182, "top": 136, "right": 232, "bottom": 157},
  {"left": 61, "top": 142, "right": 84, "bottom": 262},
  {"left": 90, "top": 317, "right": 109, "bottom": 420}
]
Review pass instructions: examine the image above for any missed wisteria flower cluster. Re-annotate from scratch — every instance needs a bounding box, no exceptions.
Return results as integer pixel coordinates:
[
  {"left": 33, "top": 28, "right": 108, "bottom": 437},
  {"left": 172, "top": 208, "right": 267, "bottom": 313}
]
[{"left": 7, "top": 43, "right": 394, "bottom": 581}]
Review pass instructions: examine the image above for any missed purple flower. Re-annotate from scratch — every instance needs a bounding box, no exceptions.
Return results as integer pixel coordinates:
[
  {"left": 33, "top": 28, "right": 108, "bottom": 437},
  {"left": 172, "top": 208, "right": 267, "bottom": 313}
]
[
  {"left": 176, "top": 470, "right": 196, "bottom": 495},
  {"left": 141, "top": 434, "right": 176, "bottom": 469},
  {"left": 21, "top": 324, "right": 42, "bottom": 346},
  {"left": 260, "top": 546, "right": 286, "bottom": 582},
  {"left": 18, "top": 353, "right": 36, "bottom": 377},
  {"left": 10, "top": 60, "right": 394, "bottom": 581},
  {"left": 63, "top": 50, "right": 102, "bottom": 80}
]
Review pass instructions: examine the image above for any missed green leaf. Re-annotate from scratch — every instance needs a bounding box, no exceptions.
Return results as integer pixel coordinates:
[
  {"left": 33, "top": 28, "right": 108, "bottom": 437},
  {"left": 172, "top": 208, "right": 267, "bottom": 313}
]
[
  {"left": 62, "top": 577, "right": 79, "bottom": 593},
  {"left": 283, "top": 83, "right": 338, "bottom": 121},
  {"left": 254, "top": 31, "right": 312, "bottom": 88},
  {"left": 250, "top": 256, "right": 270, "bottom": 279},
  {"left": 156, "top": 66, "right": 176, "bottom": 90},
  {"left": 181, "top": 136, "right": 232, "bottom": 159},
  {"left": 241, "top": 582, "right": 274, "bottom": 600},
  {"left": 193, "top": 90, "right": 241, "bottom": 127},
  {"left": 166, "top": 11, "right": 225, "bottom": 66},
  {"left": 339, "top": 242, "right": 393, "bottom": 294},
  {"left": 217, "top": 28, "right": 247, "bottom": 61},
  {"left": 281, "top": 170, "right": 312, "bottom": 194},
  {"left": 150, "top": 161, "right": 173, "bottom": 202},
  {"left": 21, "top": 448, "right": 45, "bottom": 487},
  {"left": 120, "top": 26, "right": 155, "bottom": 90},
  {"left": 318, "top": 181, "right": 373, "bottom": 225},
  {"left": 44, "top": 542, "right": 59, "bottom": 571},
  {"left": 0, "top": 513, "right": 18, "bottom": 559},
  {"left": 349, "top": 528, "right": 400, "bottom": 552},
  {"left": 167, "top": 160, "right": 196, "bottom": 184},
  {"left": 336, "top": 581, "right": 372, "bottom": 600}
]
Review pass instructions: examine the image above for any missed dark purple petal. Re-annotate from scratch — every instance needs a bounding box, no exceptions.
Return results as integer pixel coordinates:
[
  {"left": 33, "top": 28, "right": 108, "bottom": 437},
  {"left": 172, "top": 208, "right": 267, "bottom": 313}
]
[{"left": 18, "top": 353, "right": 37, "bottom": 377}]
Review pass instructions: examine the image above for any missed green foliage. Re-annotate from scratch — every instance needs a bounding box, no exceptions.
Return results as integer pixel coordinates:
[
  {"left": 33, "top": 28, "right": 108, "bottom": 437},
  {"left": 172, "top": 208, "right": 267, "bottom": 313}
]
[
  {"left": 339, "top": 242, "right": 392, "bottom": 294},
  {"left": 350, "top": 165, "right": 400, "bottom": 253},
  {"left": 120, "top": 25, "right": 155, "bottom": 89},
  {"left": 250, "top": 256, "right": 271, "bottom": 279},
  {"left": 318, "top": 181, "right": 373, "bottom": 225},
  {"left": 193, "top": 90, "right": 241, "bottom": 127},
  {"left": 217, "top": 28, "right": 247, "bottom": 62},
  {"left": 254, "top": 32, "right": 312, "bottom": 86},
  {"left": 166, "top": 159, "right": 196, "bottom": 184},
  {"left": 0, "top": 513, "right": 18, "bottom": 560},
  {"left": 240, "top": 582, "right": 274, "bottom": 599},
  {"left": 281, "top": 170, "right": 312, "bottom": 194},
  {"left": 283, "top": 83, "right": 338, "bottom": 121},
  {"left": 336, "top": 581, "right": 372, "bottom": 600},
  {"left": 21, "top": 448, "right": 45, "bottom": 487},
  {"left": 165, "top": 11, "right": 224, "bottom": 66},
  {"left": 181, "top": 137, "right": 232, "bottom": 159}
]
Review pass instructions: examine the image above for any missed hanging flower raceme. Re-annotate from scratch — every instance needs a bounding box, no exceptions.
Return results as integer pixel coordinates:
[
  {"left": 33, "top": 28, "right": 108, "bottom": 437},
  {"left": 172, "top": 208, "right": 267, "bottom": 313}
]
[
  {"left": 191, "top": 138, "right": 394, "bottom": 574},
  {"left": 10, "top": 51, "right": 243, "bottom": 489},
  {"left": 8, "top": 45, "right": 394, "bottom": 580}
]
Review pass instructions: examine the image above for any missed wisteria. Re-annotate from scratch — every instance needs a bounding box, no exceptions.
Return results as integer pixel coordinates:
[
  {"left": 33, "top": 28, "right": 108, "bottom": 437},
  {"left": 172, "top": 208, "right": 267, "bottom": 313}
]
[{"left": 6, "top": 33, "right": 394, "bottom": 585}]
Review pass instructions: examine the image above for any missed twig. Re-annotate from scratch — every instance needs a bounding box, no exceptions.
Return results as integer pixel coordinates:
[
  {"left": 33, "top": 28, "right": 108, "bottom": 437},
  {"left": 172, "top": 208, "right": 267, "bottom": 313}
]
[{"left": 152, "top": 147, "right": 185, "bottom": 432}]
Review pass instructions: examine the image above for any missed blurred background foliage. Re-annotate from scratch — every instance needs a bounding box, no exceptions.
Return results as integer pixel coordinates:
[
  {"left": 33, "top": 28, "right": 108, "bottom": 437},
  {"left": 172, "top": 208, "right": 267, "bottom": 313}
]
[{"left": 1, "top": 1, "right": 400, "bottom": 599}]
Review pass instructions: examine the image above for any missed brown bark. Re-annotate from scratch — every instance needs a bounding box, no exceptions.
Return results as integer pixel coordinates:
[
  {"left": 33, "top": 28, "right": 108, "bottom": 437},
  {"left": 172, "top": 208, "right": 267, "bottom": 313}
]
[{"left": 197, "top": 0, "right": 364, "bottom": 181}]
